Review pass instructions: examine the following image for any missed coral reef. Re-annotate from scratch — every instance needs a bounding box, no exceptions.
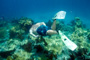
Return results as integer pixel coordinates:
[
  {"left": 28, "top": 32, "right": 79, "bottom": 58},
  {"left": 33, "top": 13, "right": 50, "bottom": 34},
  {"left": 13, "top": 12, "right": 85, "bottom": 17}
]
[
  {"left": 69, "top": 17, "right": 90, "bottom": 60},
  {"left": 44, "top": 35, "right": 63, "bottom": 55},
  {"left": 7, "top": 54, "right": 26, "bottom": 60},
  {"left": 22, "top": 42, "right": 32, "bottom": 52},
  {"left": 0, "top": 49, "right": 15, "bottom": 58},
  {"left": 0, "top": 27, "right": 9, "bottom": 40},
  {"left": 46, "top": 20, "right": 52, "bottom": 27},
  {"left": 19, "top": 17, "right": 32, "bottom": 26},
  {"left": 0, "top": 16, "right": 90, "bottom": 60},
  {"left": 0, "top": 20, "right": 7, "bottom": 27},
  {"left": 75, "top": 17, "right": 82, "bottom": 28},
  {"left": 19, "top": 17, "right": 33, "bottom": 32},
  {"left": 9, "top": 26, "right": 25, "bottom": 40},
  {"left": 13, "top": 49, "right": 33, "bottom": 60},
  {"left": 70, "top": 17, "right": 89, "bottom": 49},
  {"left": 87, "top": 29, "right": 90, "bottom": 40},
  {"left": 0, "top": 39, "right": 20, "bottom": 52}
]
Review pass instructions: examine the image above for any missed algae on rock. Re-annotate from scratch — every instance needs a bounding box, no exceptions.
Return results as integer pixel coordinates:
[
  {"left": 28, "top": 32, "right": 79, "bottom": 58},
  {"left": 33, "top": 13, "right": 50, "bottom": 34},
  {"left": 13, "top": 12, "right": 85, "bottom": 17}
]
[{"left": 44, "top": 35, "right": 64, "bottom": 55}]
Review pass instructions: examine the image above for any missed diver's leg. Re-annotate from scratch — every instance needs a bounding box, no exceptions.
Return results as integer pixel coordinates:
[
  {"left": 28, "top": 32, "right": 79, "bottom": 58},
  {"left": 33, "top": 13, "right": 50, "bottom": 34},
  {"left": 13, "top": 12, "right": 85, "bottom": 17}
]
[
  {"left": 46, "top": 30, "right": 57, "bottom": 35},
  {"left": 51, "top": 19, "right": 56, "bottom": 30}
]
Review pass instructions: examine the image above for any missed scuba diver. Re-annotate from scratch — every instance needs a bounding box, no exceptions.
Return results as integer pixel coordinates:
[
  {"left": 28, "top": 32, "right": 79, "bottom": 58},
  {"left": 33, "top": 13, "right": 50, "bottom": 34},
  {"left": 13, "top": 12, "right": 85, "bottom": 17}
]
[
  {"left": 29, "top": 11, "right": 66, "bottom": 37},
  {"left": 29, "top": 11, "right": 77, "bottom": 51},
  {"left": 29, "top": 19, "right": 57, "bottom": 37}
]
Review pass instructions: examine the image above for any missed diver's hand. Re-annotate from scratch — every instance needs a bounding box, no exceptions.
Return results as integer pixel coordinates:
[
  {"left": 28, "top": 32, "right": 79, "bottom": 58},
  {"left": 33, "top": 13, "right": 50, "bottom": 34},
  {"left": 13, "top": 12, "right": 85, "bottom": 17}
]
[{"left": 35, "top": 35, "right": 39, "bottom": 38}]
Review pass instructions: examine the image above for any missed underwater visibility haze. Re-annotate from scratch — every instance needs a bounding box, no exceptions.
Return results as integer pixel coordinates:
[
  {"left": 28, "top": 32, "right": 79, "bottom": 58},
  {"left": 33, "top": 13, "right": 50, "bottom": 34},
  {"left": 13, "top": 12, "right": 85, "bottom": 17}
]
[{"left": 0, "top": 0, "right": 90, "bottom": 60}]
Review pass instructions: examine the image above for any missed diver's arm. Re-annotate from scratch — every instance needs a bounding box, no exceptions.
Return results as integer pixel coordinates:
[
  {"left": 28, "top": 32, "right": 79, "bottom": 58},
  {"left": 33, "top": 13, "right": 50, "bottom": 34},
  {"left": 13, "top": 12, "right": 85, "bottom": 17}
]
[
  {"left": 40, "top": 22, "right": 46, "bottom": 26},
  {"left": 29, "top": 29, "right": 38, "bottom": 37}
]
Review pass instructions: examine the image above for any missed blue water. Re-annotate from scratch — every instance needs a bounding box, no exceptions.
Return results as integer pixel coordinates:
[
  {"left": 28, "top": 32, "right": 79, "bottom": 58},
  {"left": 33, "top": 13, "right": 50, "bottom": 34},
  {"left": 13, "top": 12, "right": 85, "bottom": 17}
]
[{"left": 0, "top": 0, "right": 90, "bottom": 27}]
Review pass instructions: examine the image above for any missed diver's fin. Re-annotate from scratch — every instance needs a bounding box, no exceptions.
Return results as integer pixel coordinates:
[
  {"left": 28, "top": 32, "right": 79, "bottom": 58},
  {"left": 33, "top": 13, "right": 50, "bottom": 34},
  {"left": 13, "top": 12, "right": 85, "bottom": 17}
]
[
  {"left": 53, "top": 11, "right": 66, "bottom": 19},
  {"left": 58, "top": 30, "right": 77, "bottom": 51}
]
